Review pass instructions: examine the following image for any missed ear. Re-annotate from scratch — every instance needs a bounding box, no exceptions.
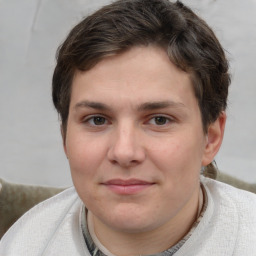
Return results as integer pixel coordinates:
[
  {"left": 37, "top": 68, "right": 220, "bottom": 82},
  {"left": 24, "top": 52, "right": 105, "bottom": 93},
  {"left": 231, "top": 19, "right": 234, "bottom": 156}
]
[
  {"left": 202, "top": 112, "right": 226, "bottom": 166},
  {"left": 61, "top": 125, "right": 68, "bottom": 158}
]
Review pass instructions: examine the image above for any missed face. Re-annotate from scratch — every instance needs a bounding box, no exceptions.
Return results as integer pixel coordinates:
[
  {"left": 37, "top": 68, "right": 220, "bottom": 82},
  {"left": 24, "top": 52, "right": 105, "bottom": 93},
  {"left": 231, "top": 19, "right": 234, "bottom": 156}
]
[{"left": 64, "top": 46, "right": 218, "bottom": 235}]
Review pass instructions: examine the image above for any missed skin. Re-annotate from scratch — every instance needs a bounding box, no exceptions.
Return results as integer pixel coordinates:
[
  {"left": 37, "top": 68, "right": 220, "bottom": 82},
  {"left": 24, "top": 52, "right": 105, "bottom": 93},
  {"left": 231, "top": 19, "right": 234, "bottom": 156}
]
[{"left": 64, "top": 46, "right": 226, "bottom": 255}]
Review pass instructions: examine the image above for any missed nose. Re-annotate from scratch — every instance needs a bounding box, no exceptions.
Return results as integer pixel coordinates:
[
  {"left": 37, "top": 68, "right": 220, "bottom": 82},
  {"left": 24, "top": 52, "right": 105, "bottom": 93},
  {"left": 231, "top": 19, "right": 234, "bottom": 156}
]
[{"left": 107, "top": 123, "right": 146, "bottom": 167}]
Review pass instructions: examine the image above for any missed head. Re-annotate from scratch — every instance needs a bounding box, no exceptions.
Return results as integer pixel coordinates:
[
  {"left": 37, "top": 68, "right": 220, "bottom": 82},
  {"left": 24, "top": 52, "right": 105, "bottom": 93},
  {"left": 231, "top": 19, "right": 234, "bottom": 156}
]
[
  {"left": 52, "top": 0, "right": 230, "bottom": 178},
  {"left": 52, "top": 1, "right": 230, "bottom": 250}
]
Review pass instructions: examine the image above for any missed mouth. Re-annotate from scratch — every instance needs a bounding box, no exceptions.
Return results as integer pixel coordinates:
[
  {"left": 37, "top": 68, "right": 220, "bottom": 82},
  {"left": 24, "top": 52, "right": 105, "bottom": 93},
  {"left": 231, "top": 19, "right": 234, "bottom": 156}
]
[{"left": 101, "top": 179, "right": 155, "bottom": 195}]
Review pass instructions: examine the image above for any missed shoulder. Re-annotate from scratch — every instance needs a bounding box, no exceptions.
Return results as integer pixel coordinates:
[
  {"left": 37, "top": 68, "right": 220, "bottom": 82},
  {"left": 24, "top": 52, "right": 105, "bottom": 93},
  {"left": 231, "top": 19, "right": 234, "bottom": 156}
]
[
  {"left": 0, "top": 187, "right": 87, "bottom": 255},
  {"left": 177, "top": 177, "right": 256, "bottom": 255},
  {"left": 202, "top": 176, "right": 256, "bottom": 212},
  {"left": 202, "top": 176, "right": 256, "bottom": 254}
]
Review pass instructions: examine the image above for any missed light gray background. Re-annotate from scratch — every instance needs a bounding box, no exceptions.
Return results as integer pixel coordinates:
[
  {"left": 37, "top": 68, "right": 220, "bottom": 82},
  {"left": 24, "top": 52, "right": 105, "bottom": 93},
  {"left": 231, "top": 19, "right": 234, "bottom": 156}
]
[{"left": 0, "top": 0, "right": 255, "bottom": 187}]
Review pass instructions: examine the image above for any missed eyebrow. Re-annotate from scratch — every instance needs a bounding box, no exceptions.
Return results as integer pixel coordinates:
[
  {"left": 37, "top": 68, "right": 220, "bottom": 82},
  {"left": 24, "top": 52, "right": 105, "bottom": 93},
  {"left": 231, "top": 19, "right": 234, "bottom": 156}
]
[
  {"left": 137, "top": 101, "right": 186, "bottom": 111},
  {"left": 75, "top": 101, "right": 111, "bottom": 111},
  {"left": 74, "top": 100, "right": 186, "bottom": 112}
]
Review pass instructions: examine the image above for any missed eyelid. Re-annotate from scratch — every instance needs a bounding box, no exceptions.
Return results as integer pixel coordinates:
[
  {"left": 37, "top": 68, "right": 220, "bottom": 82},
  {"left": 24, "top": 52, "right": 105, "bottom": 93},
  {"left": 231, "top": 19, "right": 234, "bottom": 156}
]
[
  {"left": 143, "top": 115, "right": 177, "bottom": 129},
  {"left": 82, "top": 114, "right": 111, "bottom": 126},
  {"left": 146, "top": 114, "right": 175, "bottom": 123}
]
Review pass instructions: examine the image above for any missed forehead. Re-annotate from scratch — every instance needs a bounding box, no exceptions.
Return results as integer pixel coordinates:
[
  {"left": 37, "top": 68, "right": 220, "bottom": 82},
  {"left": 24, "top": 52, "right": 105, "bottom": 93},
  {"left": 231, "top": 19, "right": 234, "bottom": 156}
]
[{"left": 70, "top": 46, "right": 196, "bottom": 110}]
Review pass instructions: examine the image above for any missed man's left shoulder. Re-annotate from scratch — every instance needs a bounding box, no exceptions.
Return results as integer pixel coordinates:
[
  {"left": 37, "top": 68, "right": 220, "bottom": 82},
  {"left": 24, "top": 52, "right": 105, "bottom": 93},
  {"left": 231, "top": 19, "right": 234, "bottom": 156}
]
[{"left": 203, "top": 176, "right": 256, "bottom": 214}]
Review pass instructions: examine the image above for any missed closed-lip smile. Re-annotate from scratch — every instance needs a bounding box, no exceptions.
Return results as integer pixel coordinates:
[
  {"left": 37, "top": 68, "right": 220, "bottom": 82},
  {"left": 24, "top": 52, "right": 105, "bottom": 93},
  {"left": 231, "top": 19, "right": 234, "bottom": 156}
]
[{"left": 102, "top": 179, "right": 155, "bottom": 195}]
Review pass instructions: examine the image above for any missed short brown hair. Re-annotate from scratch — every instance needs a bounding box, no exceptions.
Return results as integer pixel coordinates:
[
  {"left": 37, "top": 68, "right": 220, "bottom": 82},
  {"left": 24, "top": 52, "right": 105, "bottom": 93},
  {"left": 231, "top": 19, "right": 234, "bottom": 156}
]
[{"left": 52, "top": 0, "right": 230, "bottom": 178}]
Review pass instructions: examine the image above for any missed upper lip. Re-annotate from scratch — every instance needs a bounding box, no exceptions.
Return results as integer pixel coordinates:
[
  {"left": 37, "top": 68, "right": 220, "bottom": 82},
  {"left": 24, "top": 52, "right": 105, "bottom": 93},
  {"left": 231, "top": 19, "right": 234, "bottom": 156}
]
[{"left": 102, "top": 179, "right": 154, "bottom": 186}]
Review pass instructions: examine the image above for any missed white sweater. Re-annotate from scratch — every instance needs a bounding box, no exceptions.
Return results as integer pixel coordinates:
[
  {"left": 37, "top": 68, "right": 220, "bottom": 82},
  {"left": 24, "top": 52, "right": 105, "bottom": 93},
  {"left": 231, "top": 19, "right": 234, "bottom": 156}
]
[{"left": 1, "top": 177, "right": 256, "bottom": 256}]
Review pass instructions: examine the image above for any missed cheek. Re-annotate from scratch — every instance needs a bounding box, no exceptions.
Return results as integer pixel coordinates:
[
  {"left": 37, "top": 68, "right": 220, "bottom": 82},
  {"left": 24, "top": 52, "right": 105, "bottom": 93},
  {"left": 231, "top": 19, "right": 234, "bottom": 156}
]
[
  {"left": 66, "top": 139, "right": 103, "bottom": 205},
  {"left": 66, "top": 133, "right": 106, "bottom": 181},
  {"left": 148, "top": 134, "right": 204, "bottom": 177}
]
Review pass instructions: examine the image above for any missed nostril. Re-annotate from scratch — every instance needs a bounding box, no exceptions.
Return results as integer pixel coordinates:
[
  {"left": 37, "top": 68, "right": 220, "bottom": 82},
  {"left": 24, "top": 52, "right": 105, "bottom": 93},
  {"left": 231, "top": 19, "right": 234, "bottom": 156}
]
[{"left": 109, "top": 159, "right": 118, "bottom": 165}]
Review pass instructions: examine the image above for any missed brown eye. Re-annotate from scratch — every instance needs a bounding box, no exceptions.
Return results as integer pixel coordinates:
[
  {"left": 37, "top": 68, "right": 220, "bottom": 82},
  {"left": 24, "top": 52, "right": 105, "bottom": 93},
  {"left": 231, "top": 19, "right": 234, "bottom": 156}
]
[
  {"left": 93, "top": 116, "right": 106, "bottom": 125},
  {"left": 87, "top": 116, "right": 107, "bottom": 126},
  {"left": 154, "top": 116, "right": 168, "bottom": 125}
]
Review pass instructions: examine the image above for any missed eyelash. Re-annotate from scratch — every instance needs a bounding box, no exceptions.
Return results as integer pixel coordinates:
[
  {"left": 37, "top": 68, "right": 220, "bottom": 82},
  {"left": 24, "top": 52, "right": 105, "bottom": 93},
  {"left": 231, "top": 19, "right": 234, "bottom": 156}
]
[
  {"left": 146, "top": 115, "right": 174, "bottom": 126},
  {"left": 82, "top": 115, "right": 109, "bottom": 126},
  {"left": 82, "top": 114, "right": 174, "bottom": 128}
]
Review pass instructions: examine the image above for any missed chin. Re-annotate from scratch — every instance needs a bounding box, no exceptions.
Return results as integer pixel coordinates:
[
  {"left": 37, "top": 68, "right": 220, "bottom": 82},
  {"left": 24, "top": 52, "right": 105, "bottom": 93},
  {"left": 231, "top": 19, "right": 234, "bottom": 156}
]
[{"left": 99, "top": 206, "right": 161, "bottom": 234}]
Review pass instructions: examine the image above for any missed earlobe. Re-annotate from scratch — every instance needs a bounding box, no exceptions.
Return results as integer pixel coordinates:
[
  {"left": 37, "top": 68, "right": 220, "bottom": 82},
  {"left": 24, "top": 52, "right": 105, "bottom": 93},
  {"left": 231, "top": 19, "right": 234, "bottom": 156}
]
[{"left": 202, "top": 112, "right": 226, "bottom": 166}]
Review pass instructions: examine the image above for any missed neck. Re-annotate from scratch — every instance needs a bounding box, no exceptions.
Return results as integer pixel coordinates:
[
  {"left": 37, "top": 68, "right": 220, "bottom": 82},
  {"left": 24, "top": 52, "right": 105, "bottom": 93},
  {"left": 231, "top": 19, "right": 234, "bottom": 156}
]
[{"left": 90, "top": 187, "right": 200, "bottom": 256}]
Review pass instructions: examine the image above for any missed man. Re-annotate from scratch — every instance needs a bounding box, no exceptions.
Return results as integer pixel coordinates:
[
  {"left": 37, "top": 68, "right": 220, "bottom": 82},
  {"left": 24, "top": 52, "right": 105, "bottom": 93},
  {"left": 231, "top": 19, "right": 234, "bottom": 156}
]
[{"left": 1, "top": 0, "right": 256, "bottom": 255}]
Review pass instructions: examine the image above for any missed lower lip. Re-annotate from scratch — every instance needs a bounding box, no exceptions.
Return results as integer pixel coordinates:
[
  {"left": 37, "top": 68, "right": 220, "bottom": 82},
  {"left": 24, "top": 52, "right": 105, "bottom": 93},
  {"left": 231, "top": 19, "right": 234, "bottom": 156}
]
[{"left": 104, "top": 184, "right": 154, "bottom": 195}]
